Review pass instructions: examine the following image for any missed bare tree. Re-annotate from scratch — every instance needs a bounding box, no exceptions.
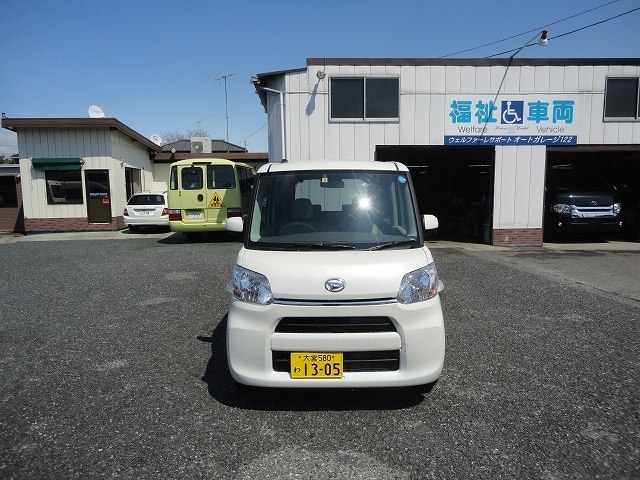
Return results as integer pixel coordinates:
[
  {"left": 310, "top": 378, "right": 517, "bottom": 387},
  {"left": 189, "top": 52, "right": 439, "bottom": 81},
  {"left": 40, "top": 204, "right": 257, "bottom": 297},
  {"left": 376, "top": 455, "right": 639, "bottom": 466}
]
[{"left": 160, "top": 128, "right": 210, "bottom": 144}]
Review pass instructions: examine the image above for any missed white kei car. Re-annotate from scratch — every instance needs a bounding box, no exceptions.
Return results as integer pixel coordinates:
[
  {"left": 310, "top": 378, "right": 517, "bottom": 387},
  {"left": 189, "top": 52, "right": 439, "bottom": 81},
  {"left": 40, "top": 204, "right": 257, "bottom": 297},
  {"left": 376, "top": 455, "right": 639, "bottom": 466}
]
[
  {"left": 123, "top": 191, "right": 169, "bottom": 231},
  {"left": 226, "top": 161, "right": 445, "bottom": 390}
]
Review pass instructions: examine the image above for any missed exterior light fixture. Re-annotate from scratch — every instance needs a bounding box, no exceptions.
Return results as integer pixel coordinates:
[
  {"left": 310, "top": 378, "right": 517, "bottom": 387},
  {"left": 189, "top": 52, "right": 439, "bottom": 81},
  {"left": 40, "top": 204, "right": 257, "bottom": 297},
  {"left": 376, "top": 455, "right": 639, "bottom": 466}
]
[
  {"left": 478, "top": 30, "right": 549, "bottom": 143},
  {"left": 316, "top": 70, "right": 326, "bottom": 80},
  {"left": 538, "top": 30, "right": 549, "bottom": 47}
]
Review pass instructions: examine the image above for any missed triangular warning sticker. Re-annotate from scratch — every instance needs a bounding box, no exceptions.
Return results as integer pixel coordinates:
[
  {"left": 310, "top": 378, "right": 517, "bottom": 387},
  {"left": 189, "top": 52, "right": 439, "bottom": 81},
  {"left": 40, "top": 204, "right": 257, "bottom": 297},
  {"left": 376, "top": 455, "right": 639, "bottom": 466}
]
[{"left": 208, "top": 192, "right": 225, "bottom": 208}]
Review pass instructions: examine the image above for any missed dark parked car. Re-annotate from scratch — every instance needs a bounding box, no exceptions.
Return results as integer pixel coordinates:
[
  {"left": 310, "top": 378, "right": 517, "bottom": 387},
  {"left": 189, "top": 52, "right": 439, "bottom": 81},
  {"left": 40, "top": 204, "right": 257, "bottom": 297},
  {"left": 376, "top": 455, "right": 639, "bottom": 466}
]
[{"left": 544, "top": 169, "right": 623, "bottom": 235}]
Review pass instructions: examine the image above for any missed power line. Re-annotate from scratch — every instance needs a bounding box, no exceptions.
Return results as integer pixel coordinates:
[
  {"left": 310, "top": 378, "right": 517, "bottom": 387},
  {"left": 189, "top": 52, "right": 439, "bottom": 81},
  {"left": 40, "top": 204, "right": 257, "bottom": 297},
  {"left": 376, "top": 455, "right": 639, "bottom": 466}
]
[
  {"left": 486, "top": 6, "right": 640, "bottom": 57},
  {"left": 237, "top": 124, "right": 267, "bottom": 144},
  {"left": 439, "top": 0, "right": 626, "bottom": 58},
  {"left": 183, "top": 96, "right": 255, "bottom": 130}
]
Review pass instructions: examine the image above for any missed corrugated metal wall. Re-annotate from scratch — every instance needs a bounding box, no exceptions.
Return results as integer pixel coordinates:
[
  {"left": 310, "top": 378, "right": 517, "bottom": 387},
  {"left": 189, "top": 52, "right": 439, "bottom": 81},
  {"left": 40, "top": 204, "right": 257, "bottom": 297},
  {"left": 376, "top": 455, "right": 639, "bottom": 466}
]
[
  {"left": 265, "top": 62, "right": 640, "bottom": 231},
  {"left": 17, "top": 127, "right": 153, "bottom": 220}
]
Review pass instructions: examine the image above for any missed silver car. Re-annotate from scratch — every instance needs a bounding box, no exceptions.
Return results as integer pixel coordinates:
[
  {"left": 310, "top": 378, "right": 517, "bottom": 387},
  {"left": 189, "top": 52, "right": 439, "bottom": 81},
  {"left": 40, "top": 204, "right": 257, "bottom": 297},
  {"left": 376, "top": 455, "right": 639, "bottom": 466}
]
[{"left": 123, "top": 191, "right": 168, "bottom": 231}]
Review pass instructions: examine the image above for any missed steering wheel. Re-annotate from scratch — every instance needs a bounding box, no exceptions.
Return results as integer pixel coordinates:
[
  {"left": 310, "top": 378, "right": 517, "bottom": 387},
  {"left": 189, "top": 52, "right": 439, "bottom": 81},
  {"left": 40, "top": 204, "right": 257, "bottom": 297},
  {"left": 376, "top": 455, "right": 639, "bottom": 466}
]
[{"left": 279, "top": 222, "right": 317, "bottom": 235}]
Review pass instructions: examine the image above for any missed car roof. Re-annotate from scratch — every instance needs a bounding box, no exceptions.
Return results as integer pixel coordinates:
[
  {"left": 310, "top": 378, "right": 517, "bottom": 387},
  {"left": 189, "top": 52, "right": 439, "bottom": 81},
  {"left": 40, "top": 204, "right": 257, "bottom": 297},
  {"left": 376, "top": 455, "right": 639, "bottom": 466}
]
[
  {"left": 257, "top": 160, "right": 409, "bottom": 174},
  {"left": 131, "top": 191, "right": 166, "bottom": 196},
  {"left": 169, "top": 158, "right": 253, "bottom": 169}
]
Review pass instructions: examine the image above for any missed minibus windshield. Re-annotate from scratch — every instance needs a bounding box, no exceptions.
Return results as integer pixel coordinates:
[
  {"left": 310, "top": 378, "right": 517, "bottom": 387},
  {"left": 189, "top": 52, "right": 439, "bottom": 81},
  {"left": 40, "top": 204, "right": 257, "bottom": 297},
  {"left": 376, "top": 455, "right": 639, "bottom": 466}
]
[{"left": 248, "top": 170, "right": 421, "bottom": 250}]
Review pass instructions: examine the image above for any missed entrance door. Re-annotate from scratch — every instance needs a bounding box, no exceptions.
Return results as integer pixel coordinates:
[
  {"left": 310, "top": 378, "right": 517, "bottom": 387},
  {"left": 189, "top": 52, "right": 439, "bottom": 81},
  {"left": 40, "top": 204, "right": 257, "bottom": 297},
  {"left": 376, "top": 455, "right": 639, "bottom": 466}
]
[
  {"left": 125, "top": 167, "right": 142, "bottom": 200},
  {"left": 85, "top": 170, "right": 112, "bottom": 223},
  {"left": 0, "top": 175, "right": 24, "bottom": 232}
]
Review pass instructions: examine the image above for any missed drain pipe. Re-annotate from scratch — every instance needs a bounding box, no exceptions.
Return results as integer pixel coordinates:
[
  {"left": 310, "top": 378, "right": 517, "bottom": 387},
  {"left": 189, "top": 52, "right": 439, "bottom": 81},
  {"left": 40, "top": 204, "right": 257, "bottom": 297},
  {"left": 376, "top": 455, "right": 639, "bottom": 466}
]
[{"left": 258, "top": 87, "right": 286, "bottom": 163}]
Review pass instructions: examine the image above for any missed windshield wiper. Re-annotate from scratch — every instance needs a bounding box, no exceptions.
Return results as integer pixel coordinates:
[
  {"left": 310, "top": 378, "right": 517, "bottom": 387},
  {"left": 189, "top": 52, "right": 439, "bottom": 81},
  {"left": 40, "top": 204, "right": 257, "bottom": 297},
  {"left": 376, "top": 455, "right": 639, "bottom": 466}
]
[
  {"left": 252, "top": 243, "right": 356, "bottom": 251},
  {"left": 368, "top": 240, "right": 419, "bottom": 251},
  {"left": 298, "top": 243, "right": 357, "bottom": 250}
]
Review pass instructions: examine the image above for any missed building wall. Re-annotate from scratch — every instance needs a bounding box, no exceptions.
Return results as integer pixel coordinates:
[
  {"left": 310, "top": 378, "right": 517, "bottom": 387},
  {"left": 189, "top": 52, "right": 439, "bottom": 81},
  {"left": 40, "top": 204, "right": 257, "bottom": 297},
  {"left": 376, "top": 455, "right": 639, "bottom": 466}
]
[
  {"left": 272, "top": 64, "right": 640, "bottom": 163},
  {"left": 152, "top": 163, "right": 170, "bottom": 191},
  {"left": 493, "top": 145, "right": 546, "bottom": 230},
  {"left": 17, "top": 127, "right": 152, "bottom": 230},
  {"left": 266, "top": 76, "right": 286, "bottom": 163},
  {"left": 110, "top": 130, "right": 155, "bottom": 210},
  {"left": 265, "top": 62, "right": 640, "bottom": 240}
]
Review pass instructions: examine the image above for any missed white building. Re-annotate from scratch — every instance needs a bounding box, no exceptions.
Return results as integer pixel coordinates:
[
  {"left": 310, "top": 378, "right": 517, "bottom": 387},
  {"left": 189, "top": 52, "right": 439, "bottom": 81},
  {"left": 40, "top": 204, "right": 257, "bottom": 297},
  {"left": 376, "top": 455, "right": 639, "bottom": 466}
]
[
  {"left": 252, "top": 58, "right": 640, "bottom": 246},
  {"left": 1, "top": 118, "right": 162, "bottom": 232},
  {"left": 0, "top": 117, "right": 268, "bottom": 233}
]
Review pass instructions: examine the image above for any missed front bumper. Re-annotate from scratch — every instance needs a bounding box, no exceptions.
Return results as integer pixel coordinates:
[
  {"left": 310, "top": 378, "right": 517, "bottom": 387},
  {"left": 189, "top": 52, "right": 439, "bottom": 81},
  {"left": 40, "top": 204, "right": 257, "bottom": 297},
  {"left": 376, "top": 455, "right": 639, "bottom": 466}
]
[
  {"left": 226, "top": 296, "right": 445, "bottom": 388},
  {"left": 550, "top": 216, "right": 622, "bottom": 232}
]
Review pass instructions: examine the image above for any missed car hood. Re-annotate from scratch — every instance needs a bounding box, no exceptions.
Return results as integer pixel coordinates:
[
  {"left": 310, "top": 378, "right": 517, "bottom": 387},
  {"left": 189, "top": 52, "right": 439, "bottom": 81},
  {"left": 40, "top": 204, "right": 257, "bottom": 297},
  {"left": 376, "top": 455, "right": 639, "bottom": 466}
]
[
  {"left": 236, "top": 247, "right": 433, "bottom": 301},
  {"left": 552, "top": 192, "right": 616, "bottom": 206}
]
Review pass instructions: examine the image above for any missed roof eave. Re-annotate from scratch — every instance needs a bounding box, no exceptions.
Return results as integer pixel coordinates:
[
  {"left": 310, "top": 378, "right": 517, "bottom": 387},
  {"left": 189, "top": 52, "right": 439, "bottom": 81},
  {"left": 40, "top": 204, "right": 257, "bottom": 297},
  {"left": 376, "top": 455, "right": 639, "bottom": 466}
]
[
  {"left": 306, "top": 57, "right": 640, "bottom": 67},
  {"left": 1, "top": 117, "right": 162, "bottom": 153}
]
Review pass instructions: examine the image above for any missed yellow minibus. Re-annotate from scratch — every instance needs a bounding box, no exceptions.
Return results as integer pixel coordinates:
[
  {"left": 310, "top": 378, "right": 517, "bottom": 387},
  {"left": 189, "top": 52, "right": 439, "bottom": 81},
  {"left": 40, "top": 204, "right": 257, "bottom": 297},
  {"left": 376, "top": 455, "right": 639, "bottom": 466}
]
[{"left": 167, "top": 158, "right": 255, "bottom": 236}]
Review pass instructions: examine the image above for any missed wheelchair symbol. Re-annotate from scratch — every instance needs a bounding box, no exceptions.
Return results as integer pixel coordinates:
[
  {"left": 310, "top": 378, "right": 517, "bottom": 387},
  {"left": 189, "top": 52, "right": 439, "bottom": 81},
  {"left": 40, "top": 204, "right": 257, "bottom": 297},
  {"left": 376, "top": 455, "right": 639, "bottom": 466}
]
[{"left": 501, "top": 101, "right": 523, "bottom": 124}]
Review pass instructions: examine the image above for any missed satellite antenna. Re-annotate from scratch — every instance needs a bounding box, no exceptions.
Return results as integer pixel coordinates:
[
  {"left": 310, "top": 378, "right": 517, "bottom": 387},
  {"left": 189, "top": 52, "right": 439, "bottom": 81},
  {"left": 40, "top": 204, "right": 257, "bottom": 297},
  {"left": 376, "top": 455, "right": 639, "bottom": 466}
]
[
  {"left": 88, "top": 105, "right": 105, "bottom": 118},
  {"left": 150, "top": 134, "right": 164, "bottom": 146}
]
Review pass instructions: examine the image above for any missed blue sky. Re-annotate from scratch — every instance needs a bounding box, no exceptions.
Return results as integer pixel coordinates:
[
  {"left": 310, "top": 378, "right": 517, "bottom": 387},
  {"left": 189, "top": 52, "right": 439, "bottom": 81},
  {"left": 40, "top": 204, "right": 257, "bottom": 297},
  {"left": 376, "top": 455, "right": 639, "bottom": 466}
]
[{"left": 1, "top": 0, "right": 639, "bottom": 156}]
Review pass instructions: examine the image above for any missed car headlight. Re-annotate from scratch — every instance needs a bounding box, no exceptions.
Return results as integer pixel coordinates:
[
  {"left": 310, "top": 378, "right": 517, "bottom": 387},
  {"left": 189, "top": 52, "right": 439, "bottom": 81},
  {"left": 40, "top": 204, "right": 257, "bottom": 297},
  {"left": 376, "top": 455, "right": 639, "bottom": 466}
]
[
  {"left": 397, "top": 263, "right": 443, "bottom": 304},
  {"left": 613, "top": 203, "right": 622, "bottom": 215},
  {"left": 553, "top": 203, "right": 571, "bottom": 214},
  {"left": 227, "top": 265, "right": 273, "bottom": 305}
]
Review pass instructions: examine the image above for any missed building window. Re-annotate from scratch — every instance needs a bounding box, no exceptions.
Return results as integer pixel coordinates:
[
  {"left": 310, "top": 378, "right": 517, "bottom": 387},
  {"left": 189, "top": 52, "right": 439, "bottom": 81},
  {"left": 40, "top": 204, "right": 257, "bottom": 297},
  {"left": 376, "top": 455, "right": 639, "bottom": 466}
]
[
  {"left": 605, "top": 78, "right": 640, "bottom": 119},
  {"left": 330, "top": 77, "right": 400, "bottom": 121},
  {"left": 45, "top": 170, "right": 83, "bottom": 205}
]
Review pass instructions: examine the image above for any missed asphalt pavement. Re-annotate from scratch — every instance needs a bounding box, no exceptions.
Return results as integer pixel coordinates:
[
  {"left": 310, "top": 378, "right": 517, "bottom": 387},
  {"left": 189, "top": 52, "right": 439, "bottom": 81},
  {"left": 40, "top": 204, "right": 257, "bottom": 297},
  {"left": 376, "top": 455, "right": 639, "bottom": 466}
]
[{"left": 0, "top": 231, "right": 638, "bottom": 479}]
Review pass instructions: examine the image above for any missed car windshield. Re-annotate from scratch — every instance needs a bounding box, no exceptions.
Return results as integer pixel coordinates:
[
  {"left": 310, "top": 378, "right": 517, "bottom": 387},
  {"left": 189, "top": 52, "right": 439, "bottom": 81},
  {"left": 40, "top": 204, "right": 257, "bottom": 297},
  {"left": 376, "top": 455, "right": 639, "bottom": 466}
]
[
  {"left": 128, "top": 194, "right": 165, "bottom": 205},
  {"left": 248, "top": 169, "right": 421, "bottom": 250},
  {"left": 548, "top": 171, "right": 612, "bottom": 192}
]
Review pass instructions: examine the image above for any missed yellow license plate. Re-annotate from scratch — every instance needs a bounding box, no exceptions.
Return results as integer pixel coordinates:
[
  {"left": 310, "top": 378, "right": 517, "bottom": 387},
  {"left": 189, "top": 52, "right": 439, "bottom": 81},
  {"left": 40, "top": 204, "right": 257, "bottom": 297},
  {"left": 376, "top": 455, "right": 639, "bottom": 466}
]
[{"left": 290, "top": 352, "right": 343, "bottom": 379}]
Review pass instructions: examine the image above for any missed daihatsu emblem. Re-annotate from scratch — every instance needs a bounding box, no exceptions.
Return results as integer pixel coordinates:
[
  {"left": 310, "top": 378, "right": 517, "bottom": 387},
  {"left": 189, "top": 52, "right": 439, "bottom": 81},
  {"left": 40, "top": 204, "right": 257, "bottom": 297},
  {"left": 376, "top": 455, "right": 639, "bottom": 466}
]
[
  {"left": 591, "top": 200, "right": 598, "bottom": 206},
  {"left": 325, "top": 278, "right": 346, "bottom": 292}
]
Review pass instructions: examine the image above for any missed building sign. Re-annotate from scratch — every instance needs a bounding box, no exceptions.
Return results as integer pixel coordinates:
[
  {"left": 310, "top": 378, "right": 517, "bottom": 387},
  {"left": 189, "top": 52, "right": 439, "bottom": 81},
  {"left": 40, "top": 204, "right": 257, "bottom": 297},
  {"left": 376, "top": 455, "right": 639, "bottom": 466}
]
[{"left": 444, "top": 95, "right": 583, "bottom": 146}]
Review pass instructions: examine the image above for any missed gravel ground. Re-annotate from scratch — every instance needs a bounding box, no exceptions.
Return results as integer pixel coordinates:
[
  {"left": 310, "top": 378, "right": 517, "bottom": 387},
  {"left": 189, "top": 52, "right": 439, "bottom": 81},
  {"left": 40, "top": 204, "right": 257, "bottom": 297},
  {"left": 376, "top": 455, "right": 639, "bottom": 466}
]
[{"left": 0, "top": 233, "right": 638, "bottom": 479}]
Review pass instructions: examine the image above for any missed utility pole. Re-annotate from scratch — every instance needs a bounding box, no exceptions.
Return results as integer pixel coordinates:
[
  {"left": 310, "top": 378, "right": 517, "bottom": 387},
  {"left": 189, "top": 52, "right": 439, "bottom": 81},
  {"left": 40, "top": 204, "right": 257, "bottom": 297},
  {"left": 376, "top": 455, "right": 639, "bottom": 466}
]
[{"left": 215, "top": 73, "right": 235, "bottom": 144}]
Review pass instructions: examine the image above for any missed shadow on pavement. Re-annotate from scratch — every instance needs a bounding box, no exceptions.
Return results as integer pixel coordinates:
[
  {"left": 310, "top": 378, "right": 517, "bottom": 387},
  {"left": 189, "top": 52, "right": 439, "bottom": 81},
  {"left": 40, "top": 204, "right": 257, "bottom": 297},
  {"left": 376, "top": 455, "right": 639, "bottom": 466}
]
[
  {"left": 542, "top": 231, "right": 630, "bottom": 244},
  {"left": 199, "top": 314, "right": 425, "bottom": 411},
  {"left": 121, "top": 226, "right": 171, "bottom": 235},
  {"left": 159, "top": 232, "right": 243, "bottom": 245}
]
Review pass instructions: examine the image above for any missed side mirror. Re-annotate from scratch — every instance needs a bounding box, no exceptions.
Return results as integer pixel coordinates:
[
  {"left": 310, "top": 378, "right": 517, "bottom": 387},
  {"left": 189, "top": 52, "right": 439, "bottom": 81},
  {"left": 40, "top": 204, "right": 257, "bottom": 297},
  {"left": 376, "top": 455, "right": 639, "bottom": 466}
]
[
  {"left": 226, "top": 216, "right": 244, "bottom": 233},
  {"left": 423, "top": 214, "right": 438, "bottom": 236}
]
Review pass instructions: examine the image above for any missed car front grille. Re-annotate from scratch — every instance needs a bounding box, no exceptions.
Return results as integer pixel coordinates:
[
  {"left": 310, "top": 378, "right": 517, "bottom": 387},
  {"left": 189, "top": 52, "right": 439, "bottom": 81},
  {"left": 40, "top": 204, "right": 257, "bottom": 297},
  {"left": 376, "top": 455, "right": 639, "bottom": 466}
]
[
  {"left": 571, "top": 205, "right": 616, "bottom": 218},
  {"left": 274, "top": 316, "right": 396, "bottom": 334},
  {"left": 272, "top": 350, "right": 400, "bottom": 373}
]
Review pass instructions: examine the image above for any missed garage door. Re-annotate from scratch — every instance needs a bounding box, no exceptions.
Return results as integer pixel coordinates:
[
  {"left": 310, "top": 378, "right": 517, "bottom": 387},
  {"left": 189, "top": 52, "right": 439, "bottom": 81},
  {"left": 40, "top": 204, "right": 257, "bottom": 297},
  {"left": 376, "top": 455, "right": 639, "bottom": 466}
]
[{"left": 377, "top": 146, "right": 494, "bottom": 244}]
